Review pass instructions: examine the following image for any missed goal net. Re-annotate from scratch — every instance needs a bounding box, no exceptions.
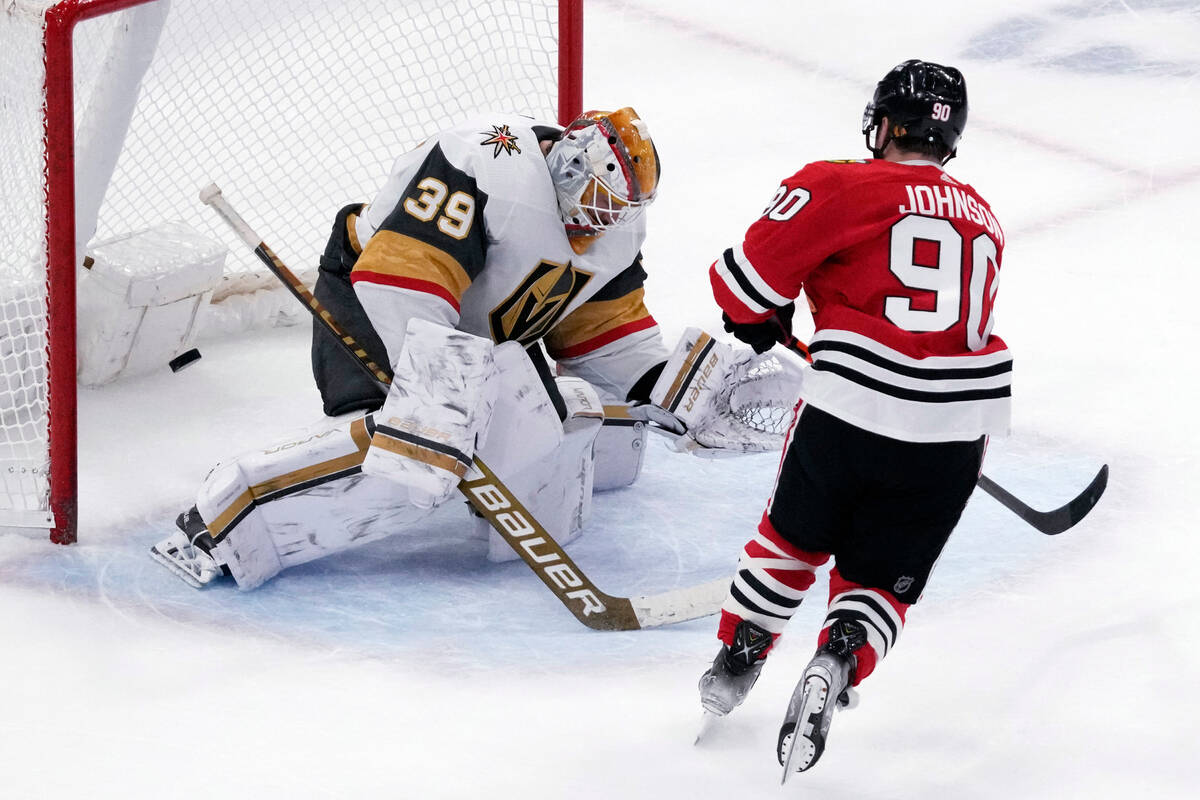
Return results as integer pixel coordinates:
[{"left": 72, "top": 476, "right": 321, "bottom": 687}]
[{"left": 0, "top": 0, "right": 581, "bottom": 542}]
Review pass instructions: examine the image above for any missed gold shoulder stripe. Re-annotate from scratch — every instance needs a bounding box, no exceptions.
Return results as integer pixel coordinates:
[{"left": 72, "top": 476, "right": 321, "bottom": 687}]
[
  {"left": 544, "top": 287, "right": 649, "bottom": 354},
  {"left": 354, "top": 230, "right": 472, "bottom": 303}
]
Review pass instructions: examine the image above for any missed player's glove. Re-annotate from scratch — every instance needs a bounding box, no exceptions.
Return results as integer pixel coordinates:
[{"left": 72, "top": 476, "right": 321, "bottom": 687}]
[{"left": 722, "top": 302, "right": 794, "bottom": 354}]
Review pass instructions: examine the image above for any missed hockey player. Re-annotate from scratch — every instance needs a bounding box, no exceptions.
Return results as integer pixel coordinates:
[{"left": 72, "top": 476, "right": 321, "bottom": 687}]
[
  {"left": 149, "top": 107, "right": 676, "bottom": 589},
  {"left": 696, "top": 61, "right": 1012, "bottom": 777},
  {"left": 150, "top": 107, "right": 798, "bottom": 592}
]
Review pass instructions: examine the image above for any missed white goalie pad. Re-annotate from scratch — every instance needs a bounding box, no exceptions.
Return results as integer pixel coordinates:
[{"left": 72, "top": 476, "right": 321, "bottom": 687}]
[
  {"left": 594, "top": 404, "right": 648, "bottom": 490},
  {"left": 477, "top": 342, "right": 566, "bottom": 477},
  {"left": 473, "top": 374, "right": 604, "bottom": 563},
  {"left": 192, "top": 414, "right": 439, "bottom": 590},
  {"left": 649, "top": 328, "right": 805, "bottom": 456},
  {"left": 361, "top": 318, "right": 496, "bottom": 508},
  {"left": 197, "top": 458, "right": 282, "bottom": 590}
]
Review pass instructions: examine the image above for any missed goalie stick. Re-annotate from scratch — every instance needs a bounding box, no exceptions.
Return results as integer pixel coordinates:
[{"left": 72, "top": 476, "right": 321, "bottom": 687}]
[
  {"left": 199, "top": 183, "right": 727, "bottom": 631},
  {"left": 775, "top": 339, "right": 1108, "bottom": 535}
]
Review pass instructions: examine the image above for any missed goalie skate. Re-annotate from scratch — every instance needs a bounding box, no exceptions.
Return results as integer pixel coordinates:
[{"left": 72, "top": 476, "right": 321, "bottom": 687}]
[{"left": 149, "top": 508, "right": 226, "bottom": 589}]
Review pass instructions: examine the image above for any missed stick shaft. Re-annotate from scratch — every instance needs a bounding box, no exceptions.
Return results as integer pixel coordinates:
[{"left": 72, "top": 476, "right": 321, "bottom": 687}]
[
  {"left": 199, "top": 183, "right": 723, "bottom": 629},
  {"left": 201, "top": 183, "right": 391, "bottom": 388}
]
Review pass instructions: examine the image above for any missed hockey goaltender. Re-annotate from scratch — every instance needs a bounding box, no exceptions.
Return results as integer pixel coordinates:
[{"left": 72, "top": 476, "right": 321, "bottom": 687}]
[{"left": 151, "top": 107, "right": 802, "bottom": 595}]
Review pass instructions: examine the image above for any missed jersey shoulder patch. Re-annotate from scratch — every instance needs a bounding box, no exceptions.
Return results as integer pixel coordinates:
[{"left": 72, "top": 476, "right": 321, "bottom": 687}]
[{"left": 477, "top": 123, "right": 525, "bottom": 159}]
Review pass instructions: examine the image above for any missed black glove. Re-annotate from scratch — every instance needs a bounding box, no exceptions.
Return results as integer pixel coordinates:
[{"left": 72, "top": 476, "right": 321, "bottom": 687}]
[{"left": 722, "top": 302, "right": 794, "bottom": 354}]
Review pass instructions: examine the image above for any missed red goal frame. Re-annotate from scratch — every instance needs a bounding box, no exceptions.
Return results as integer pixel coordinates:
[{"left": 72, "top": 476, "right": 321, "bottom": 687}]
[{"left": 36, "top": 0, "right": 584, "bottom": 544}]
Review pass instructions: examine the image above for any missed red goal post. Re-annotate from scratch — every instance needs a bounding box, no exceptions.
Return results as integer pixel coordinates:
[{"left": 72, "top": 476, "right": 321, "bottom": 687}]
[{"left": 0, "top": 0, "right": 583, "bottom": 544}]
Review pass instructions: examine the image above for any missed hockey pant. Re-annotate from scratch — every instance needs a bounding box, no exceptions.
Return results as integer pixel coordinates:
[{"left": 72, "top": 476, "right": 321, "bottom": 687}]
[
  {"left": 195, "top": 373, "right": 602, "bottom": 590},
  {"left": 716, "top": 402, "right": 984, "bottom": 685}
]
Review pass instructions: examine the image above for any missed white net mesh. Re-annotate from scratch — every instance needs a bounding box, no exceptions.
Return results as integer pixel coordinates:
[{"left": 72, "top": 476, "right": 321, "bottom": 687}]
[
  {"left": 0, "top": 0, "right": 564, "bottom": 530},
  {"left": 0, "top": 3, "right": 54, "bottom": 527},
  {"left": 88, "top": 0, "right": 560, "bottom": 283}
]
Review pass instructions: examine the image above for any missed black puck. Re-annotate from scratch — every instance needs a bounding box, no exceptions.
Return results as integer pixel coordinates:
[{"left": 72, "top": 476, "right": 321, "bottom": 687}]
[{"left": 169, "top": 348, "right": 202, "bottom": 373}]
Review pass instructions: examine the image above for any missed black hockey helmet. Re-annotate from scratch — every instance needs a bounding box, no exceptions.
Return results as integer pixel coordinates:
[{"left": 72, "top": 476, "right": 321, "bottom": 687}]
[{"left": 862, "top": 59, "right": 968, "bottom": 163}]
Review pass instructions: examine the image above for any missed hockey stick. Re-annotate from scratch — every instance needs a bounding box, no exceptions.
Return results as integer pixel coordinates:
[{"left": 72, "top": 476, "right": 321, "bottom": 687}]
[
  {"left": 775, "top": 338, "right": 1108, "bottom": 534},
  {"left": 199, "top": 182, "right": 727, "bottom": 630},
  {"left": 975, "top": 467, "right": 1108, "bottom": 535}
]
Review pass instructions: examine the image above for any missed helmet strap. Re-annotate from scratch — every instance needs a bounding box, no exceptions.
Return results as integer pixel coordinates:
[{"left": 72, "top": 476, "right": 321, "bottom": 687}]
[{"left": 865, "top": 118, "right": 890, "bottom": 159}]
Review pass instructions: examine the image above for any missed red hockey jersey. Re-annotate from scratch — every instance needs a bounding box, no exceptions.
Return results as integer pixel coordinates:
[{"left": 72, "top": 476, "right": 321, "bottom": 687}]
[{"left": 710, "top": 158, "right": 1011, "bottom": 442}]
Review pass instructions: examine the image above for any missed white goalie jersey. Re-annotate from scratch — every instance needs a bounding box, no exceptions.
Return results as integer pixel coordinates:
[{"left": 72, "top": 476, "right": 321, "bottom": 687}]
[{"left": 347, "top": 113, "right": 667, "bottom": 401}]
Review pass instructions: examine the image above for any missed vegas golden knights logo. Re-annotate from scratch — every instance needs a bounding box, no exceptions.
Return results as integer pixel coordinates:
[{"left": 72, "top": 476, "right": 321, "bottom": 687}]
[{"left": 490, "top": 260, "right": 592, "bottom": 344}]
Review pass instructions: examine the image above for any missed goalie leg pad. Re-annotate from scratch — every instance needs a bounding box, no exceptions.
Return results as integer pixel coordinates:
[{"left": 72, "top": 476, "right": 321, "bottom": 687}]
[
  {"left": 475, "top": 375, "right": 603, "bottom": 563},
  {"left": 77, "top": 222, "right": 226, "bottom": 386},
  {"left": 475, "top": 341, "right": 565, "bottom": 478},
  {"left": 198, "top": 459, "right": 281, "bottom": 591},
  {"left": 196, "top": 415, "right": 436, "bottom": 590},
  {"left": 361, "top": 318, "right": 496, "bottom": 508}
]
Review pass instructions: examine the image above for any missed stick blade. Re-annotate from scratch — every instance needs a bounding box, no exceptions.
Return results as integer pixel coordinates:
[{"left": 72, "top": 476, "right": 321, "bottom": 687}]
[
  {"left": 978, "top": 464, "right": 1109, "bottom": 535},
  {"left": 1061, "top": 463, "right": 1108, "bottom": 532}
]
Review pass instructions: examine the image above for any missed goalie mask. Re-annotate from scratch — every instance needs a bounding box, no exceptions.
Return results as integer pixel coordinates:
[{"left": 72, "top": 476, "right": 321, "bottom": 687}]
[{"left": 546, "top": 107, "right": 660, "bottom": 236}]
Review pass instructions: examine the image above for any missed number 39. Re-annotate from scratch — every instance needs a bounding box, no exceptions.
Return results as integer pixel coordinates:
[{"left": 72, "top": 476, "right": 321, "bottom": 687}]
[{"left": 403, "top": 177, "right": 476, "bottom": 239}]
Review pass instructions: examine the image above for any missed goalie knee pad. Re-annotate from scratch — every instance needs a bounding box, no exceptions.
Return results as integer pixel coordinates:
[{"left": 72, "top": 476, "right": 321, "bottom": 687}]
[
  {"left": 476, "top": 341, "right": 566, "bottom": 478},
  {"left": 593, "top": 404, "right": 647, "bottom": 491}
]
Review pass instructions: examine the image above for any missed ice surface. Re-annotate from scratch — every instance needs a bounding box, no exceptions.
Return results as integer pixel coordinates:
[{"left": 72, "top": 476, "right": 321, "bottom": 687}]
[{"left": 2, "top": 1, "right": 1197, "bottom": 797}]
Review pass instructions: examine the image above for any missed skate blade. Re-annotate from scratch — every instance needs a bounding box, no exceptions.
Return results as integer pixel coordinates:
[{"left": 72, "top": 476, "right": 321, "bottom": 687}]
[
  {"left": 779, "top": 676, "right": 829, "bottom": 782},
  {"left": 779, "top": 730, "right": 817, "bottom": 784},
  {"left": 694, "top": 710, "right": 720, "bottom": 745}
]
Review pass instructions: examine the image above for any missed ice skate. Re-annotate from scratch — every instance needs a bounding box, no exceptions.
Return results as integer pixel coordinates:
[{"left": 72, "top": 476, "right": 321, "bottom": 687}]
[
  {"left": 777, "top": 619, "right": 865, "bottom": 780},
  {"left": 149, "top": 506, "right": 227, "bottom": 588},
  {"left": 695, "top": 619, "right": 772, "bottom": 742}
]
